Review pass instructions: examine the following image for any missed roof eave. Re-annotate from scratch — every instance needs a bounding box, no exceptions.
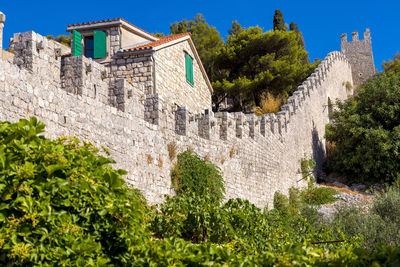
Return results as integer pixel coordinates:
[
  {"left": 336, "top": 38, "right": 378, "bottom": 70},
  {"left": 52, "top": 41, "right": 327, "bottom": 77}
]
[
  {"left": 67, "top": 21, "right": 122, "bottom": 32},
  {"left": 118, "top": 48, "right": 155, "bottom": 56}
]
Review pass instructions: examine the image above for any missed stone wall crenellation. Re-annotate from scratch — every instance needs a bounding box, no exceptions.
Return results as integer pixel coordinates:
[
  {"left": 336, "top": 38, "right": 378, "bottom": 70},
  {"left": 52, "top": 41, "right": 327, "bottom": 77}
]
[{"left": 0, "top": 30, "right": 354, "bottom": 208}]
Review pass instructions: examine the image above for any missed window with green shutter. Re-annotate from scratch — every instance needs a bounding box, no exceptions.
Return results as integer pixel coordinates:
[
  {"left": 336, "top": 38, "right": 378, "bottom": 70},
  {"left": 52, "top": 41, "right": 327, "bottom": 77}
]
[
  {"left": 94, "top": 31, "right": 107, "bottom": 59},
  {"left": 72, "top": 30, "right": 82, "bottom": 56},
  {"left": 185, "top": 53, "right": 194, "bottom": 85}
]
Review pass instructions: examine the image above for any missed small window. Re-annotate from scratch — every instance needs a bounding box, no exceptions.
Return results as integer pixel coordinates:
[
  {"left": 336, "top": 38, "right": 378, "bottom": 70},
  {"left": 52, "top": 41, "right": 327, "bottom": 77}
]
[
  {"left": 84, "top": 36, "right": 94, "bottom": 59},
  {"left": 185, "top": 53, "right": 194, "bottom": 85}
]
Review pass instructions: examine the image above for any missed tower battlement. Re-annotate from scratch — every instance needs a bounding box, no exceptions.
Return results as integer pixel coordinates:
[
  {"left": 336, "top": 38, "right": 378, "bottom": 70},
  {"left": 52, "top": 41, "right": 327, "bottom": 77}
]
[{"left": 341, "top": 29, "right": 375, "bottom": 87}]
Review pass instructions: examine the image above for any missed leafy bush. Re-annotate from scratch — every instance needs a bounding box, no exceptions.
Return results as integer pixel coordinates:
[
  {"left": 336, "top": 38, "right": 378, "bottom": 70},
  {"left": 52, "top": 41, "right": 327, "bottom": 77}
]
[
  {"left": 2, "top": 118, "right": 399, "bottom": 265},
  {"left": 273, "top": 191, "right": 289, "bottom": 214},
  {"left": 330, "top": 185, "right": 400, "bottom": 249},
  {"left": 326, "top": 73, "right": 400, "bottom": 184},
  {"left": 0, "top": 118, "right": 149, "bottom": 265},
  {"left": 301, "top": 186, "right": 338, "bottom": 205},
  {"left": 171, "top": 150, "right": 224, "bottom": 202}
]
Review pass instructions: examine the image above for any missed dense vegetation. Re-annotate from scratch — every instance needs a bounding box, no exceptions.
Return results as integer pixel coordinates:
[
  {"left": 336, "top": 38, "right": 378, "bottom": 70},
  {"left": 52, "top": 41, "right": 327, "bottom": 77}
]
[
  {"left": 169, "top": 10, "right": 317, "bottom": 112},
  {"left": 1, "top": 118, "right": 400, "bottom": 265},
  {"left": 326, "top": 71, "right": 400, "bottom": 184}
]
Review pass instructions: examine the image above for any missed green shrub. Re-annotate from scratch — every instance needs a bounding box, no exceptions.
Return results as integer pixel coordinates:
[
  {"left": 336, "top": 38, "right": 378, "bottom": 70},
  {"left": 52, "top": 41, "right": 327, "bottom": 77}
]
[
  {"left": 326, "top": 73, "right": 400, "bottom": 184},
  {"left": 171, "top": 150, "right": 224, "bottom": 202},
  {"left": 301, "top": 186, "right": 338, "bottom": 205},
  {"left": 150, "top": 192, "right": 232, "bottom": 243},
  {"left": 273, "top": 191, "right": 289, "bottom": 214},
  {"left": 0, "top": 118, "right": 149, "bottom": 265},
  {"left": 330, "top": 186, "right": 400, "bottom": 249},
  {"left": 373, "top": 186, "right": 400, "bottom": 224}
]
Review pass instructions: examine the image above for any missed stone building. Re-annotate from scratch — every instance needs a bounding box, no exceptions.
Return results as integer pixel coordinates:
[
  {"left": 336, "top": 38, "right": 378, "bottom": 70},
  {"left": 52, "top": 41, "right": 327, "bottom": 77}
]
[{"left": 66, "top": 18, "right": 212, "bottom": 113}]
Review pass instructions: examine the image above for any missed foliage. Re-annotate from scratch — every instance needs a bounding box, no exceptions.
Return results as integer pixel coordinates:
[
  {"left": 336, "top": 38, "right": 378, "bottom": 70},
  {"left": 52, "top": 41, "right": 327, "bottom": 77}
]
[
  {"left": 382, "top": 52, "right": 400, "bottom": 75},
  {"left": 153, "top": 32, "right": 165, "bottom": 37},
  {"left": 301, "top": 186, "right": 338, "bottom": 205},
  {"left": 171, "top": 150, "right": 224, "bottom": 202},
  {"left": 170, "top": 14, "right": 225, "bottom": 80},
  {"left": 330, "top": 185, "right": 400, "bottom": 250},
  {"left": 326, "top": 73, "right": 400, "bottom": 184},
  {"left": 273, "top": 191, "right": 289, "bottom": 214},
  {"left": 46, "top": 34, "right": 71, "bottom": 47},
  {"left": 2, "top": 118, "right": 400, "bottom": 265},
  {"left": 273, "top": 9, "right": 286, "bottom": 31},
  {"left": 0, "top": 118, "right": 149, "bottom": 265},
  {"left": 213, "top": 24, "right": 316, "bottom": 110},
  {"left": 300, "top": 156, "right": 316, "bottom": 185},
  {"left": 254, "top": 92, "right": 285, "bottom": 115}
]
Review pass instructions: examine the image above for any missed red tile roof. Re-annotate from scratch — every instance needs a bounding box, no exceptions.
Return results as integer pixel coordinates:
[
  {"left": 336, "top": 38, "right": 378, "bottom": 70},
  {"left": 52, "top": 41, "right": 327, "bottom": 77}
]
[
  {"left": 67, "top": 18, "right": 119, "bottom": 27},
  {"left": 123, "top": 32, "right": 191, "bottom": 52},
  {"left": 67, "top": 18, "right": 156, "bottom": 38}
]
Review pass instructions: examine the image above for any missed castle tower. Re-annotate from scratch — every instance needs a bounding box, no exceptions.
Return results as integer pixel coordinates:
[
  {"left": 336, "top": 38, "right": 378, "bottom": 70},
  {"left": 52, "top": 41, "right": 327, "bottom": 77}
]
[
  {"left": 0, "top": 11, "right": 5, "bottom": 59},
  {"left": 341, "top": 28, "right": 376, "bottom": 87}
]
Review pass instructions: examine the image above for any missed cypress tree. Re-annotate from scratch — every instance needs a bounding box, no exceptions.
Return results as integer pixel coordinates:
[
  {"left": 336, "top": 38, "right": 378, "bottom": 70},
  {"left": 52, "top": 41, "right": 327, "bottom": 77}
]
[{"left": 273, "top": 10, "right": 286, "bottom": 31}]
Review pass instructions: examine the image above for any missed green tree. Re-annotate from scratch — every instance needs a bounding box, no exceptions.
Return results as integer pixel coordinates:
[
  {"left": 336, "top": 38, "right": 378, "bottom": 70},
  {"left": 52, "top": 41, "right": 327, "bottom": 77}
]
[
  {"left": 213, "top": 26, "right": 316, "bottom": 110},
  {"left": 326, "top": 72, "right": 400, "bottom": 184},
  {"left": 46, "top": 34, "right": 71, "bottom": 47},
  {"left": 228, "top": 20, "right": 243, "bottom": 37},
  {"left": 170, "top": 14, "right": 225, "bottom": 80},
  {"left": 289, "top": 21, "right": 308, "bottom": 63},
  {"left": 273, "top": 9, "right": 286, "bottom": 31},
  {"left": 382, "top": 52, "right": 400, "bottom": 75}
]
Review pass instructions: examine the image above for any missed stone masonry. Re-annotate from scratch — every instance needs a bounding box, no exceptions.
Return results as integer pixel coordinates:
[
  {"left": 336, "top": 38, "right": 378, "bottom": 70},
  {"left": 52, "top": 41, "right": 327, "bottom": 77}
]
[
  {"left": 0, "top": 28, "right": 354, "bottom": 208},
  {"left": 341, "top": 29, "right": 376, "bottom": 87},
  {"left": 1, "top": 14, "right": 375, "bottom": 207}
]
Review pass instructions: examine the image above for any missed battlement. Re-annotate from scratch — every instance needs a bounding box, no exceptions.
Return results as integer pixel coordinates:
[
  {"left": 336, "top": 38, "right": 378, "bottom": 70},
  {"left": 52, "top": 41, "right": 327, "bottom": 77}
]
[
  {"left": 173, "top": 51, "right": 351, "bottom": 145},
  {"left": 0, "top": 28, "right": 354, "bottom": 207},
  {"left": 341, "top": 28, "right": 375, "bottom": 87}
]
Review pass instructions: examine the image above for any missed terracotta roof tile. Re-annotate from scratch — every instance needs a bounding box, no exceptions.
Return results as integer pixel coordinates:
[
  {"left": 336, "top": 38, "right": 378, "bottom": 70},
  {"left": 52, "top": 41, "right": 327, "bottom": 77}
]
[
  {"left": 67, "top": 18, "right": 119, "bottom": 27},
  {"left": 123, "top": 32, "right": 191, "bottom": 52},
  {"left": 67, "top": 18, "right": 156, "bottom": 38}
]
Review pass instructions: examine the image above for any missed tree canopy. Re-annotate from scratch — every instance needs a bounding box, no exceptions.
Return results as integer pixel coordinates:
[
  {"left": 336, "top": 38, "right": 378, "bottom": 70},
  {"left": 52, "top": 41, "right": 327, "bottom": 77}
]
[
  {"left": 169, "top": 11, "right": 314, "bottom": 112},
  {"left": 212, "top": 24, "right": 316, "bottom": 110},
  {"left": 382, "top": 52, "right": 400, "bottom": 75}
]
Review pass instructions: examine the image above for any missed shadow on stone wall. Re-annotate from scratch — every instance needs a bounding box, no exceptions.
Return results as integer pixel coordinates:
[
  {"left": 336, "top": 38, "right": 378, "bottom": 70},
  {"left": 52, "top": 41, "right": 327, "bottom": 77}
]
[{"left": 311, "top": 121, "right": 326, "bottom": 181}]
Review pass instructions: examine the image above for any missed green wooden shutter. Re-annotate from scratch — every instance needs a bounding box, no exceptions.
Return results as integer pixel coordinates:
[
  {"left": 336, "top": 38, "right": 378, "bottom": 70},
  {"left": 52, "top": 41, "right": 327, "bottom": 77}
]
[
  {"left": 185, "top": 53, "right": 194, "bottom": 85},
  {"left": 72, "top": 30, "right": 82, "bottom": 56},
  {"left": 94, "top": 31, "right": 107, "bottom": 59},
  {"left": 190, "top": 56, "right": 194, "bottom": 85}
]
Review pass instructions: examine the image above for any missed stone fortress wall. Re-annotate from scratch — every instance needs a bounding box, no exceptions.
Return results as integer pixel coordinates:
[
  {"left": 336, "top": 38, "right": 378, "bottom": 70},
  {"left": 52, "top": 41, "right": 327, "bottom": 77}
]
[{"left": 0, "top": 26, "right": 359, "bottom": 207}]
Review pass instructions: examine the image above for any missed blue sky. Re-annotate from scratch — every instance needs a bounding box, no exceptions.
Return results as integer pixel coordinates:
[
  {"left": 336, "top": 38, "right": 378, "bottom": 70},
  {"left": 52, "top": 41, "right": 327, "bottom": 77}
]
[{"left": 1, "top": 0, "right": 399, "bottom": 70}]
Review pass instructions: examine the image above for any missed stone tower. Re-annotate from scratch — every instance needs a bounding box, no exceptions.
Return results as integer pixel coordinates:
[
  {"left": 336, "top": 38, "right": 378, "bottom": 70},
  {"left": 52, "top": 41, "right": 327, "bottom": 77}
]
[
  {"left": 0, "top": 11, "right": 5, "bottom": 59},
  {"left": 341, "top": 28, "right": 376, "bottom": 87}
]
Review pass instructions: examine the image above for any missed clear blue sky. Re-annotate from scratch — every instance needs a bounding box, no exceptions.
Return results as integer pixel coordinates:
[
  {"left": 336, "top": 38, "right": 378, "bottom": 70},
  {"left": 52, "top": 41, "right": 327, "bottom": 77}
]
[{"left": 1, "top": 0, "right": 399, "bottom": 71}]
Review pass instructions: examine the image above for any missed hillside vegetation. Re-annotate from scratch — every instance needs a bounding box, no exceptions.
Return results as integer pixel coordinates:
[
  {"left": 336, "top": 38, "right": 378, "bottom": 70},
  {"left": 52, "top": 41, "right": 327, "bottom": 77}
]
[
  {"left": 326, "top": 57, "right": 400, "bottom": 185},
  {"left": 1, "top": 118, "right": 400, "bottom": 265}
]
